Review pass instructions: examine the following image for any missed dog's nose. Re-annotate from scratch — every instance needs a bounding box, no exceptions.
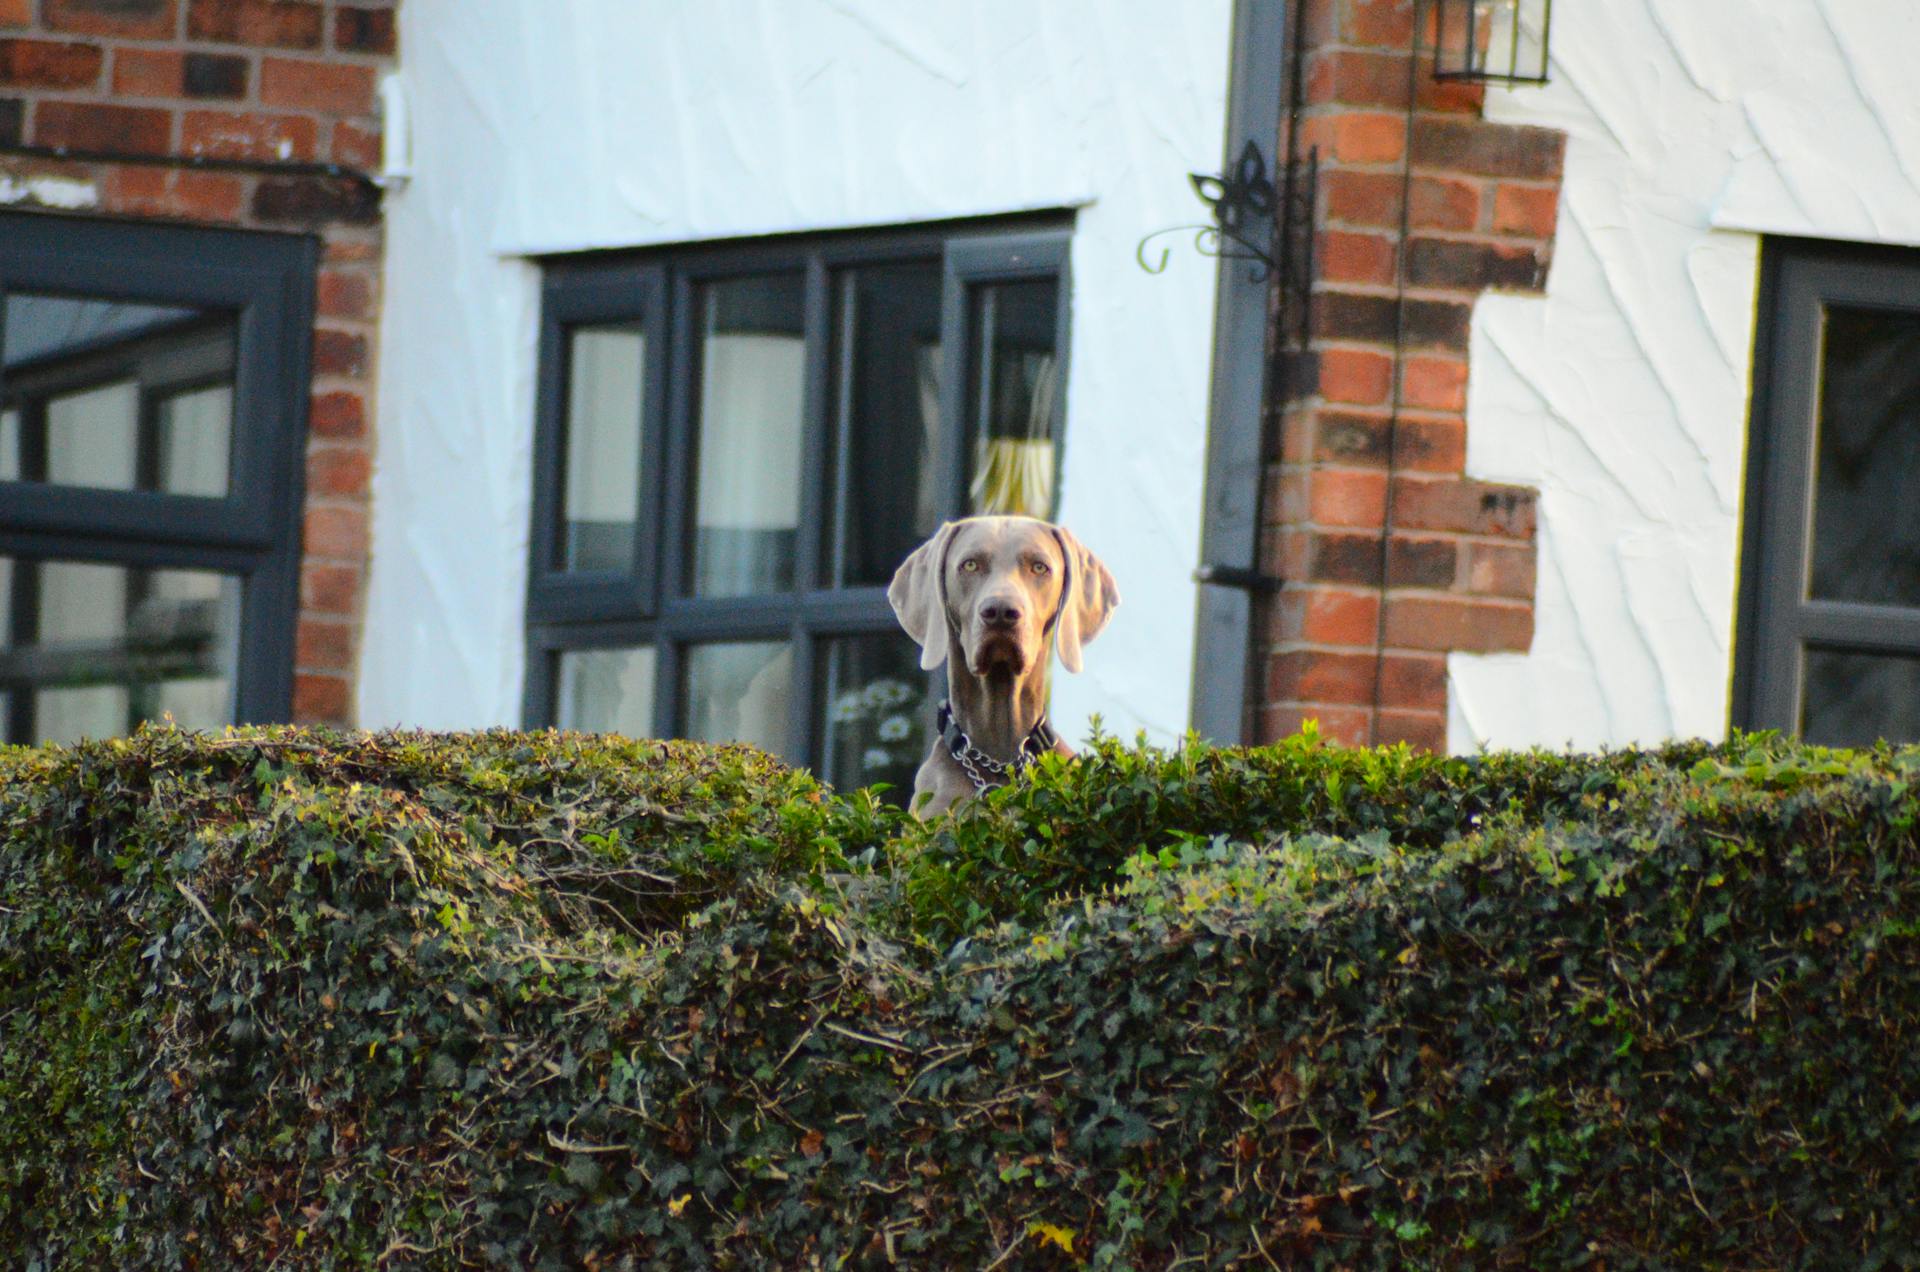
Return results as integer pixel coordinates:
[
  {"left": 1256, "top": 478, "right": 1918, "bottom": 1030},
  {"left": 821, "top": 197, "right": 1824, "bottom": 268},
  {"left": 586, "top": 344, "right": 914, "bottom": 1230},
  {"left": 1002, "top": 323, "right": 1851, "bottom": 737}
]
[{"left": 980, "top": 598, "right": 1023, "bottom": 628}]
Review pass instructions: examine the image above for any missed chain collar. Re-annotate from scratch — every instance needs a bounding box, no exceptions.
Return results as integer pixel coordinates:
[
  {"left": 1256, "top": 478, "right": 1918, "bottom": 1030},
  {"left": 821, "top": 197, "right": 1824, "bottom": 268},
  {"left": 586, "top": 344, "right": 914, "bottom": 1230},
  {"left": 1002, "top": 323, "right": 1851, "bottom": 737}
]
[{"left": 936, "top": 700, "right": 1057, "bottom": 795}]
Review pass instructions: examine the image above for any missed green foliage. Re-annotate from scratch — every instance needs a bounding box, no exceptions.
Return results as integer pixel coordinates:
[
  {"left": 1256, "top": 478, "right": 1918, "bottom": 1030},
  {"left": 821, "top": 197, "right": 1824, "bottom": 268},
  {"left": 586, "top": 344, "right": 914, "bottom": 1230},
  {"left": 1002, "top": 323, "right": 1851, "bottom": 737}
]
[{"left": 4, "top": 723, "right": 1920, "bottom": 1267}]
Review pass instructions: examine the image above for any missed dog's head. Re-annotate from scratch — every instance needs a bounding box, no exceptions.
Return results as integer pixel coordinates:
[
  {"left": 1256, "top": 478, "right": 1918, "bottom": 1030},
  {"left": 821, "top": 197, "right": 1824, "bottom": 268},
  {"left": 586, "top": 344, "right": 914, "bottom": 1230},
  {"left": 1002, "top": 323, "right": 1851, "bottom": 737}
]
[{"left": 887, "top": 516, "right": 1120, "bottom": 678}]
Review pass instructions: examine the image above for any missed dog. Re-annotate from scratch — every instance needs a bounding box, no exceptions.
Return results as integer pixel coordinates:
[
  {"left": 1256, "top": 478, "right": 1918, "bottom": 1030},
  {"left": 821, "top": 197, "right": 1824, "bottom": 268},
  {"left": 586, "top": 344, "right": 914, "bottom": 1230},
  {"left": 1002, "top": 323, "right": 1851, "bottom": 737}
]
[{"left": 887, "top": 515, "right": 1119, "bottom": 817}]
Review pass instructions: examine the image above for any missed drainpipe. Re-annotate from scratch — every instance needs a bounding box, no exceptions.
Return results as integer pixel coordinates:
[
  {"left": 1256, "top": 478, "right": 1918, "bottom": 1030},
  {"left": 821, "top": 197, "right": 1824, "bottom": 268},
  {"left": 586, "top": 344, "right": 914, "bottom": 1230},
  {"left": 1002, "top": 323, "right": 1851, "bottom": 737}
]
[{"left": 1189, "top": 0, "right": 1291, "bottom": 743}]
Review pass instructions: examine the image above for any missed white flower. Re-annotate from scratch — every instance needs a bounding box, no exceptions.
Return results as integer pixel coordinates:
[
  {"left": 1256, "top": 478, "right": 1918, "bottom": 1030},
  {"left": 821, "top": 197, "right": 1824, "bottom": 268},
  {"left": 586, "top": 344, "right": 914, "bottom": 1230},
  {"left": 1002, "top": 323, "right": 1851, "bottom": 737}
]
[
  {"left": 862, "top": 748, "right": 892, "bottom": 769},
  {"left": 877, "top": 715, "right": 911, "bottom": 742}
]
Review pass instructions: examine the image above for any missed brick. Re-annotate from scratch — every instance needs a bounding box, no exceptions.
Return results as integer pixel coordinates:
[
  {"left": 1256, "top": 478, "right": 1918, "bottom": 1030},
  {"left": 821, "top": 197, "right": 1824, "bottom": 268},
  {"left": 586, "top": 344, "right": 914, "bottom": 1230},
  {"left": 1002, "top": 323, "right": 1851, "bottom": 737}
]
[
  {"left": 253, "top": 173, "right": 378, "bottom": 224},
  {"left": 1271, "top": 648, "right": 1377, "bottom": 705},
  {"left": 321, "top": 232, "right": 378, "bottom": 264},
  {"left": 34, "top": 100, "right": 169, "bottom": 155},
  {"left": 1299, "top": 587, "right": 1380, "bottom": 645},
  {"left": 1393, "top": 477, "right": 1536, "bottom": 537},
  {"left": 1343, "top": 0, "right": 1415, "bottom": 47},
  {"left": 307, "top": 444, "right": 370, "bottom": 496},
  {"left": 292, "top": 672, "right": 350, "bottom": 723},
  {"left": 183, "top": 51, "right": 247, "bottom": 98},
  {"left": 313, "top": 326, "right": 368, "bottom": 377},
  {"left": 183, "top": 109, "right": 315, "bottom": 161},
  {"left": 0, "top": 0, "right": 30, "bottom": 28},
  {"left": 1315, "top": 292, "right": 1471, "bottom": 351},
  {"left": 333, "top": 5, "right": 393, "bottom": 54},
  {"left": 1314, "top": 411, "right": 1389, "bottom": 467},
  {"left": 1465, "top": 541, "right": 1535, "bottom": 598},
  {"left": 1415, "top": 72, "right": 1484, "bottom": 114},
  {"left": 309, "top": 389, "right": 365, "bottom": 437},
  {"left": 110, "top": 47, "right": 180, "bottom": 95},
  {"left": 1406, "top": 237, "right": 1546, "bottom": 292},
  {"left": 45, "top": 0, "right": 174, "bottom": 39},
  {"left": 1386, "top": 536, "right": 1458, "bottom": 588},
  {"left": 1328, "top": 111, "right": 1404, "bottom": 165},
  {"left": 1492, "top": 182, "right": 1560, "bottom": 239},
  {"left": 1313, "top": 48, "right": 1410, "bottom": 109},
  {"left": 1322, "top": 168, "right": 1401, "bottom": 228},
  {"left": 101, "top": 163, "right": 169, "bottom": 212},
  {"left": 1384, "top": 595, "right": 1532, "bottom": 652},
  {"left": 1319, "top": 347, "right": 1393, "bottom": 405},
  {"left": 1311, "top": 531, "right": 1384, "bottom": 585},
  {"left": 0, "top": 38, "right": 104, "bottom": 88},
  {"left": 1401, "top": 297, "right": 1472, "bottom": 349},
  {"left": 1379, "top": 653, "right": 1447, "bottom": 710},
  {"left": 1261, "top": 704, "right": 1371, "bottom": 747},
  {"left": 1375, "top": 709, "right": 1445, "bottom": 751},
  {"left": 1271, "top": 468, "right": 1308, "bottom": 524},
  {"left": 1394, "top": 415, "right": 1466, "bottom": 472},
  {"left": 301, "top": 562, "right": 359, "bottom": 614},
  {"left": 332, "top": 118, "right": 379, "bottom": 168},
  {"left": 188, "top": 0, "right": 323, "bottom": 48},
  {"left": 1411, "top": 117, "right": 1564, "bottom": 180},
  {"left": 317, "top": 268, "right": 373, "bottom": 318},
  {"left": 261, "top": 55, "right": 373, "bottom": 114},
  {"left": 1408, "top": 175, "right": 1479, "bottom": 232},
  {"left": 1310, "top": 469, "right": 1387, "bottom": 526},
  {"left": 171, "top": 168, "right": 243, "bottom": 218},
  {"left": 1319, "top": 229, "right": 1396, "bottom": 286},
  {"left": 304, "top": 504, "right": 367, "bottom": 558},
  {"left": 1402, "top": 354, "right": 1468, "bottom": 411},
  {"left": 296, "top": 617, "right": 353, "bottom": 669}
]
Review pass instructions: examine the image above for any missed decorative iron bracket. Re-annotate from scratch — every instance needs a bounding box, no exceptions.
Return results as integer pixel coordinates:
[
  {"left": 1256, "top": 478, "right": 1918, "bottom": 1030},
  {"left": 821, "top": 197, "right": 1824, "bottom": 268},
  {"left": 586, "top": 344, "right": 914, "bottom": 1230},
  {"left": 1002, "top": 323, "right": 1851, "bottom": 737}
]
[{"left": 1138, "top": 139, "right": 1317, "bottom": 326}]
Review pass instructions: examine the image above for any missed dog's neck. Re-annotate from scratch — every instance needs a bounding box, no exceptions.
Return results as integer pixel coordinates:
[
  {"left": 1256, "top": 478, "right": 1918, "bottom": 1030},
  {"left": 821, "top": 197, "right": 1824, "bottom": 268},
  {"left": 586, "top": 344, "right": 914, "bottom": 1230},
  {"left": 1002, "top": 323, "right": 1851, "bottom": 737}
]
[{"left": 943, "top": 634, "right": 1050, "bottom": 764}]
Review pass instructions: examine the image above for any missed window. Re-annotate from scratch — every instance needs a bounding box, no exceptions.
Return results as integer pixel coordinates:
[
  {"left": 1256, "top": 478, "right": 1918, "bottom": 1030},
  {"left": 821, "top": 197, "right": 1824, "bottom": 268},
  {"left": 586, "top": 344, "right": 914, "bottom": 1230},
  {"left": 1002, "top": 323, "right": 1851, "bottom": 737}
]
[
  {"left": 0, "top": 213, "right": 314, "bottom": 744},
  {"left": 1735, "top": 238, "right": 1920, "bottom": 746},
  {"left": 525, "top": 220, "right": 1071, "bottom": 796}
]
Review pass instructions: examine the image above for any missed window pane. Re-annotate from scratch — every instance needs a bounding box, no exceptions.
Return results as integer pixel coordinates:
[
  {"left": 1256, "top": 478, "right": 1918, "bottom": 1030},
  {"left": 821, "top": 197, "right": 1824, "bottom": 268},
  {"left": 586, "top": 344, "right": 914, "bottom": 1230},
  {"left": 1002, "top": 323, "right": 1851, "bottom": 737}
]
[
  {"left": 560, "top": 324, "right": 645, "bottom": 573},
  {"left": 1801, "top": 647, "right": 1920, "bottom": 747},
  {"left": 157, "top": 384, "right": 231, "bottom": 497},
  {"left": 4, "top": 292, "right": 236, "bottom": 496},
  {"left": 556, "top": 645, "right": 656, "bottom": 735},
  {"left": 967, "top": 278, "right": 1061, "bottom": 519},
  {"left": 822, "top": 262, "right": 945, "bottom": 588},
  {"left": 683, "top": 640, "right": 792, "bottom": 757},
  {"left": 816, "top": 632, "right": 934, "bottom": 801},
  {"left": 690, "top": 275, "right": 806, "bottom": 597},
  {"left": 1, "top": 557, "right": 239, "bottom": 745},
  {"left": 47, "top": 381, "right": 139, "bottom": 490},
  {"left": 1809, "top": 306, "right": 1920, "bottom": 605}
]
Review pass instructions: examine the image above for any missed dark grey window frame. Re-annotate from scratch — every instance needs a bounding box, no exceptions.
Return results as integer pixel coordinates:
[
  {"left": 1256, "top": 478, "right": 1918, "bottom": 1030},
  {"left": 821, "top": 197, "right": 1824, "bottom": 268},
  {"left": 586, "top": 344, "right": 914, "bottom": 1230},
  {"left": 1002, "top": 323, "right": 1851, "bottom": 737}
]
[
  {"left": 1734, "top": 236, "right": 1920, "bottom": 735},
  {"left": 524, "top": 216, "right": 1072, "bottom": 766},
  {"left": 0, "top": 211, "right": 315, "bottom": 732}
]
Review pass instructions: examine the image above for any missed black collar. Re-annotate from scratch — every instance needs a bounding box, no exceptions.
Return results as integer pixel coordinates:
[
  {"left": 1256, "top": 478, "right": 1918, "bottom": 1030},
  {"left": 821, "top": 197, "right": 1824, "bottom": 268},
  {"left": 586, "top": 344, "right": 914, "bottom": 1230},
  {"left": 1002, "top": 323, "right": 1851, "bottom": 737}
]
[{"left": 936, "top": 699, "right": 1057, "bottom": 795}]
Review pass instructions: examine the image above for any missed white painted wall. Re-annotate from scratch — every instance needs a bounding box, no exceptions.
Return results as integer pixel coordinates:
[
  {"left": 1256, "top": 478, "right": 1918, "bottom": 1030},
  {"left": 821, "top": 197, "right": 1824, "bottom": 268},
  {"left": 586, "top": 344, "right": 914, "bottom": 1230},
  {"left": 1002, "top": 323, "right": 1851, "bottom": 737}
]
[
  {"left": 1449, "top": 0, "right": 1920, "bottom": 750},
  {"left": 361, "top": 0, "right": 1233, "bottom": 744}
]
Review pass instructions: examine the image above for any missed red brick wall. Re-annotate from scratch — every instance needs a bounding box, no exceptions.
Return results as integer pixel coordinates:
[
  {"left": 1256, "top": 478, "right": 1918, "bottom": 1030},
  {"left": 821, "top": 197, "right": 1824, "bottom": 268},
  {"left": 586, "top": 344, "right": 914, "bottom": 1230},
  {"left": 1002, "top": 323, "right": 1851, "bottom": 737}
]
[
  {"left": 0, "top": 0, "right": 392, "bottom": 726},
  {"left": 1257, "top": 0, "right": 1563, "bottom": 750}
]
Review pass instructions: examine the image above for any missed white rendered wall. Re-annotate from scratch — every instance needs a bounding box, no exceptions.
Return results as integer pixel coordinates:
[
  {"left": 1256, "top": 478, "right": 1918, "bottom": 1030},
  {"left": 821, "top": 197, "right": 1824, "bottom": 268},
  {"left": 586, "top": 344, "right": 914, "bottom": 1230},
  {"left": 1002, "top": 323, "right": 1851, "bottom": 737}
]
[
  {"left": 361, "top": 0, "right": 1233, "bottom": 743},
  {"left": 1448, "top": 0, "right": 1920, "bottom": 751}
]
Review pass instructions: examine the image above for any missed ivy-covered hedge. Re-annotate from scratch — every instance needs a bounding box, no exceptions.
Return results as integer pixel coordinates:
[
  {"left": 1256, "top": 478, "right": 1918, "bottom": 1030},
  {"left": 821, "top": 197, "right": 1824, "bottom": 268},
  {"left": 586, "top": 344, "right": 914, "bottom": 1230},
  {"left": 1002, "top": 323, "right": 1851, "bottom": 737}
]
[{"left": 3, "top": 725, "right": 1919, "bottom": 1267}]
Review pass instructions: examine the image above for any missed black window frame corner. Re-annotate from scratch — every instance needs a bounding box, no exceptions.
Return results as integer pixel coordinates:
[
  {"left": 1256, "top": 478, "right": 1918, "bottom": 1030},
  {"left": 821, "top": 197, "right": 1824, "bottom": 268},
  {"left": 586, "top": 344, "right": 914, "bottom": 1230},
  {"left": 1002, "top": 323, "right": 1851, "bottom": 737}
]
[{"left": 0, "top": 210, "right": 316, "bottom": 732}]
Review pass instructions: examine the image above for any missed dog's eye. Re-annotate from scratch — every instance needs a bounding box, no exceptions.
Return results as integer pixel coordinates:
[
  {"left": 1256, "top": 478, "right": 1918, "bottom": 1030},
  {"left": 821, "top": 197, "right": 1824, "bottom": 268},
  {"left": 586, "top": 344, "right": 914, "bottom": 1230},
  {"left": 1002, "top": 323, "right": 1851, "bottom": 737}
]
[
  {"left": 1030, "top": 560, "right": 1051, "bottom": 575},
  {"left": 958, "top": 558, "right": 981, "bottom": 573}
]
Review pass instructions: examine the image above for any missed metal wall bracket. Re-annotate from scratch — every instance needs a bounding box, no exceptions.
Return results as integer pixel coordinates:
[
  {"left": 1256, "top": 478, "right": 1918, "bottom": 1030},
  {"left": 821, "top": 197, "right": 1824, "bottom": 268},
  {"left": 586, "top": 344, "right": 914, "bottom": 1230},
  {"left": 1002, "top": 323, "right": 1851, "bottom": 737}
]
[
  {"left": 1138, "top": 139, "right": 1316, "bottom": 292},
  {"left": 1193, "top": 563, "right": 1285, "bottom": 595}
]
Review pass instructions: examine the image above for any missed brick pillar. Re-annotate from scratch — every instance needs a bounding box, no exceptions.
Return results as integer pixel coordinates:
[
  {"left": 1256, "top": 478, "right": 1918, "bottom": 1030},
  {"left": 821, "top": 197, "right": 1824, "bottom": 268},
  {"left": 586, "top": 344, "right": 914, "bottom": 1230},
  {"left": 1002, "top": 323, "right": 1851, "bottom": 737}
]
[
  {"left": 1257, "top": 0, "right": 1563, "bottom": 750},
  {"left": 0, "top": 0, "right": 396, "bottom": 727}
]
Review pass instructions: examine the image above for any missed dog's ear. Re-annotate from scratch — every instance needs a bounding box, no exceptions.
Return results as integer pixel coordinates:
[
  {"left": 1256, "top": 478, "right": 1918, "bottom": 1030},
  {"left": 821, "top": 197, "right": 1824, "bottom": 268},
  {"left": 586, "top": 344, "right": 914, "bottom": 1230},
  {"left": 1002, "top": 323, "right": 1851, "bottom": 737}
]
[
  {"left": 889, "top": 521, "right": 960, "bottom": 671},
  {"left": 1050, "top": 526, "right": 1120, "bottom": 674}
]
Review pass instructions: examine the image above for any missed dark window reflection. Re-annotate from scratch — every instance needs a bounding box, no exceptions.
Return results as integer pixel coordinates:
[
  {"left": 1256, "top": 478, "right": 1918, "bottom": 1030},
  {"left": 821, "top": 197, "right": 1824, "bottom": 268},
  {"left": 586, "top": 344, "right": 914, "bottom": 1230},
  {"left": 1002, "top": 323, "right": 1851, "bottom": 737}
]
[
  {"left": 1, "top": 292, "right": 235, "bottom": 497},
  {"left": 822, "top": 262, "right": 944, "bottom": 588},
  {"left": 1801, "top": 646, "right": 1920, "bottom": 747},
  {"left": 689, "top": 275, "right": 806, "bottom": 597},
  {"left": 1808, "top": 305, "right": 1920, "bottom": 605},
  {"left": 815, "top": 632, "right": 934, "bottom": 802},
  {"left": 967, "top": 278, "right": 1060, "bottom": 519}
]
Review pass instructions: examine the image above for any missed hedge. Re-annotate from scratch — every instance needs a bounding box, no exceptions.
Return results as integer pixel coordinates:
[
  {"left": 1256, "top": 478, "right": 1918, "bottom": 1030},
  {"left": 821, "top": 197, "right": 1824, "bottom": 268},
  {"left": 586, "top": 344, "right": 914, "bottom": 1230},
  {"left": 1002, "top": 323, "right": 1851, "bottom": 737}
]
[{"left": 3, "top": 723, "right": 1919, "bottom": 1267}]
